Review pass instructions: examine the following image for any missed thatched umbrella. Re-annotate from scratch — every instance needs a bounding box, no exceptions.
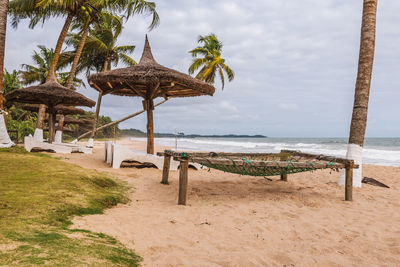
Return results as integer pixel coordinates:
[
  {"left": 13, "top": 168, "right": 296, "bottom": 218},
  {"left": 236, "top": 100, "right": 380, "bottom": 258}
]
[
  {"left": 22, "top": 104, "right": 85, "bottom": 115},
  {"left": 5, "top": 78, "right": 95, "bottom": 143},
  {"left": 23, "top": 104, "right": 86, "bottom": 134},
  {"left": 45, "top": 115, "right": 89, "bottom": 125},
  {"left": 88, "top": 35, "right": 215, "bottom": 154}
]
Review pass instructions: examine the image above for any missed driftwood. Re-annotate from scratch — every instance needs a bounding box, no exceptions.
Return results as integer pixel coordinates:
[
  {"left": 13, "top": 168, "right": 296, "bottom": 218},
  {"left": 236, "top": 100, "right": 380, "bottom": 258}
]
[
  {"left": 362, "top": 177, "right": 390, "bottom": 188},
  {"left": 76, "top": 98, "right": 168, "bottom": 141}
]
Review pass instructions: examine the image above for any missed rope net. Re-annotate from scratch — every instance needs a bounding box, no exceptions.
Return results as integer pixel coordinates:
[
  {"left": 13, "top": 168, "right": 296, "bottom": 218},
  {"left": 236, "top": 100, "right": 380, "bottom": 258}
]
[{"left": 170, "top": 151, "right": 341, "bottom": 177}]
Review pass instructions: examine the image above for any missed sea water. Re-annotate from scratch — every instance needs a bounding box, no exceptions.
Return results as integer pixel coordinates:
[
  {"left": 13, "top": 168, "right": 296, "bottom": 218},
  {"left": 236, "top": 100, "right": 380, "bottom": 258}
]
[{"left": 130, "top": 137, "right": 400, "bottom": 167}]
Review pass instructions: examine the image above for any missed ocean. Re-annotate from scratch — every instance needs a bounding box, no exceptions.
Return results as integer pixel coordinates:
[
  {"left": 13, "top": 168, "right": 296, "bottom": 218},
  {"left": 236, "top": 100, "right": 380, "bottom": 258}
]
[{"left": 130, "top": 137, "right": 400, "bottom": 167}]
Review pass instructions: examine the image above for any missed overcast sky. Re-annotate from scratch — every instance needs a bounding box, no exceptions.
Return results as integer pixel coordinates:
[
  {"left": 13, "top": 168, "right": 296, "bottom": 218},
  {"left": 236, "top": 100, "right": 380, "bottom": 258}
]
[{"left": 4, "top": 0, "right": 400, "bottom": 137}]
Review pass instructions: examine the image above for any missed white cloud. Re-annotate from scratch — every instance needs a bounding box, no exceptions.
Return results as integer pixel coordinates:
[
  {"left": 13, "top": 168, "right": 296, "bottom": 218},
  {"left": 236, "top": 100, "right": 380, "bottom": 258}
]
[{"left": 4, "top": 0, "right": 400, "bottom": 137}]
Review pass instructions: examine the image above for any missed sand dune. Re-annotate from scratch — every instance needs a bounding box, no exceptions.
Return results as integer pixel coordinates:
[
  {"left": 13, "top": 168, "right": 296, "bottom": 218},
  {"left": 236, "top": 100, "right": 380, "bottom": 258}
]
[{"left": 64, "top": 139, "right": 400, "bottom": 266}]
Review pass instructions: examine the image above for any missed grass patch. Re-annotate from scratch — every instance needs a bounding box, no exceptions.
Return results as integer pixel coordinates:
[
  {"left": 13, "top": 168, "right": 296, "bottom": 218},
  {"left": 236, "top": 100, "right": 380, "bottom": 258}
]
[{"left": 0, "top": 148, "right": 141, "bottom": 266}]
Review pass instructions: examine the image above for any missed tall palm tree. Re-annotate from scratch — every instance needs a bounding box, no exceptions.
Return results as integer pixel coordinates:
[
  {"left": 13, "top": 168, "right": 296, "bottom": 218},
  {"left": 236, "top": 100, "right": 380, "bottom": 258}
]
[
  {"left": 0, "top": 0, "right": 8, "bottom": 110},
  {"left": 9, "top": 0, "right": 109, "bottom": 130},
  {"left": 66, "top": 12, "right": 141, "bottom": 74},
  {"left": 0, "top": 0, "right": 14, "bottom": 147},
  {"left": 65, "top": 0, "right": 159, "bottom": 89},
  {"left": 188, "top": 34, "right": 234, "bottom": 89},
  {"left": 3, "top": 69, "right": 21, "bottom": 94},
  {"left": 340, "top": 0, "right": 378, "bottom": 187},
  {"left": 67, "top": 15, "right": 137, "bottom": 143},
  {"left": 19, "top": 45, "right": 76, "bottom": 86}
]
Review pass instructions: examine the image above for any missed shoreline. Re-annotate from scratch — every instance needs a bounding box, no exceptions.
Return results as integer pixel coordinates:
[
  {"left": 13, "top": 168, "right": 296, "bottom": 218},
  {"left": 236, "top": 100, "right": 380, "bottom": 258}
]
[{"left": 62, "top": 138, "right": 399, "bottom": 266}]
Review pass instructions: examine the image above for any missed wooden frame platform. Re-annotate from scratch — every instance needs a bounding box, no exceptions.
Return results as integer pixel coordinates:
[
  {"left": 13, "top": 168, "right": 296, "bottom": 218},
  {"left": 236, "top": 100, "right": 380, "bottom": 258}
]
[{"left": 157, "top": 150, "right": 358, "bottom": 205}]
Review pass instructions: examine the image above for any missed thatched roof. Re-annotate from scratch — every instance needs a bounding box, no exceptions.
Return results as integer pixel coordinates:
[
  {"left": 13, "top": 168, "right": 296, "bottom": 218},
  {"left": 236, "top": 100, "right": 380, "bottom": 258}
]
[
  {"left": 45, "top": 115, "right": 90, "bottom": 125},
  {"left": 88, "top": 35, "right": 215, "bottom": 98},
  {"left": 5, "top": 78, "right": 95, "bottom": 108},
  {"left": 22, "top": 104, "right": 85, "bottom": 115},
  {"left": 43, "top": 127, "right": 74, "bottom": 134}
]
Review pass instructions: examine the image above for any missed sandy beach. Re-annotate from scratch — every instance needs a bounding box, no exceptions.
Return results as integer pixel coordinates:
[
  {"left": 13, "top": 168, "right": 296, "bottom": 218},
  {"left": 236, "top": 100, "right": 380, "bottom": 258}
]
[{"left": 63, "top": 139, "right": 400, "bottom": 266}]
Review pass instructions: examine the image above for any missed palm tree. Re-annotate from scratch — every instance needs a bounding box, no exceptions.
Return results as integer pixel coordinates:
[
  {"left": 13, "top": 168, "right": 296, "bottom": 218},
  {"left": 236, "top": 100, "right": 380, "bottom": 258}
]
[
  {"left": 66, "top": 13, "right": 139, "bottom": 75},
  {"left": 0, "top": 0, "right": 14, "bottom": 147},
  {"left": 65, "top": 0, "right": 159, "bottom": 89},
  {"left": 9, "top": 0, "right": 111, "bottom": 130},
  {"left": 67, "top": 15, "right": 138, "bottom": 143},
  {"left": 19, "top": 45, "right": 77, "bottom": 86},
  {"left": 0, "top": 0, "right": 8, "bottom": 110},
  {"left": 3, "top": 69, "right": 21, "bottom": 94},
  {"left": 188, "top": 34, "right": 234, "bottom": 89},
  {"left": 340, "top": 0, "right": 378, "bottom": 188}
]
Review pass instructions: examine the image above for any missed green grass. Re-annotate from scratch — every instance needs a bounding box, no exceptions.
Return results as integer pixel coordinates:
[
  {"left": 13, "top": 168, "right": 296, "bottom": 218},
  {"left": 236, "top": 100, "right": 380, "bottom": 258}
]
[{"left": 0, "top": 147, "right": 141, "bottom": 266}]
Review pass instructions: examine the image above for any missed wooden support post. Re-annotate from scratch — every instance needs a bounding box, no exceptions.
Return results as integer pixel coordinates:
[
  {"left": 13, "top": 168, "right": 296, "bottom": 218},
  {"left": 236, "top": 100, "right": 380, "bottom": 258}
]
[
  {"left": 280, "top": 153, "right": 288, "bottom": 181},
  {"left": 145, "top": 98, "right": 155, "bottom": 154},
  {"left": 37, "top": 104, "right": 46, "bottom": 129},
  {"left": 161, "top": 155, "right": 171, "bottom": 184},
  {"left": 345, "top": 165, "right": 353, "bottom": 201},
  {"left": 178, "top": 160, "right": 189, "bottom": 205},
  {"left": 58, "top": 115, "right": 65, "bottom": 131},
  {"left": 48, "top": 108, "right": 56, "bottom": 143}
]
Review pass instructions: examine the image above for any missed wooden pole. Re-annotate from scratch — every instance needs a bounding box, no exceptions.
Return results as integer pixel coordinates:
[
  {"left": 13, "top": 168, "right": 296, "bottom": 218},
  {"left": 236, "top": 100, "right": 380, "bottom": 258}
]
[
  {"left": 345, "top": 164, "right": 353, "bottom": 201},
  {"left": 58, "top": 115, "right": 65, "bottom": 131},
  {"left": 280, "top": 154, "right": 288, "bottom": 181},
  {"left": 76, "top": 98, "right": 168, "bottom": 141},
  {"left": 178, "top": 160, "right": 189, "bottom": 205},
  {"left": 145, "top": 99, "right": 154, "bottom": 154},
  {"left": 161, "top": 155, "right": 171, "bottom": 184},
  {"left": 90, "top": 91, "right": 103, "bottom": 139},
  {"left": 48, "top": 108, "right": 56, "bottom": 143}
]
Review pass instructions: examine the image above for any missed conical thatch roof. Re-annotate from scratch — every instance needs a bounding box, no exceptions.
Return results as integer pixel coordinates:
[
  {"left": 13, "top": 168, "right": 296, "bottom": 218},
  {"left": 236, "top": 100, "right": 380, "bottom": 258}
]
[
  {"left": 22, "top": 104, "right": 85, "bottom": 115},
  {"left": 44, "top": 127, "right": 74, "bottom": 134},
  {"left": 88, "top": 35, "right": 215, "bottom": 98},
  {"left": 5, "top": 79, "right": 95, "bottom": 108},
  {"left": 45, "top": 115, "right": 90, "bottom": 126}
]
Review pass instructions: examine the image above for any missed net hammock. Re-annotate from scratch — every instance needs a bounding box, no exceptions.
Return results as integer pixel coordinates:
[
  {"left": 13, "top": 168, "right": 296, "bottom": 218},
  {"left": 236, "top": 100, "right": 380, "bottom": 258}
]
[{"left": 164, "top": 150, "right": 345, "bottom": 177}]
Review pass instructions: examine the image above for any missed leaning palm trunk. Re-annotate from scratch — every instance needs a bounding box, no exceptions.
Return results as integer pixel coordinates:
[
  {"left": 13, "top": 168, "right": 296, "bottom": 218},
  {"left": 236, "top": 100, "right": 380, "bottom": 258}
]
[
  {"left": 0, "top": 0, "right": 6, "bottom": 111},
  {"left": 339, "top": 0, "right": 378, "bottom": 187},
  {"left": 66, "top": 23, "right": 90, "bottom": 89},
  {"left": 55, "top": 23, "right": 90, "bottom": 143},
  {"left": 35, "top": 13, "right": 74, "bottom": 139},
  {"left": 0, "top": 0, "right": 14, "bottom": 148},
  {"left": 86, "top": 60, "right": 110, "bottom": 147}
]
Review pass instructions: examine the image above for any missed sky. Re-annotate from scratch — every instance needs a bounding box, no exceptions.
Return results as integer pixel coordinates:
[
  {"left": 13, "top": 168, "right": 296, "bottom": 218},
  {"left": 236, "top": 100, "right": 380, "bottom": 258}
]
[{"left": 4, "top": 0, "right": 400, "bottom": 137}]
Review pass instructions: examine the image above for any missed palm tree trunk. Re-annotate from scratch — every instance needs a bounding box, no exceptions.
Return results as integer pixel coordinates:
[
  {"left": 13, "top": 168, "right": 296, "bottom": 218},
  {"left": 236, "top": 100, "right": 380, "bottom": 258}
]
[
  {"left": 90, "top": 91, "right": 103, "bottom": 139},
  {"left": 66, "top": 23, "right": 90, "bottom": 89},
  {"left": 47, "top": 13, "right": 73, "bottom": 82},
  {"left": 0, "top": 0, "right": 8, "bottom": 110},
  {"left": 88, "top": 59, "right": 110, "bottom": 144},
  {"left": 340, "top": 0, "right": 378, "bottom": 187},
  {"left": 0, "top": 0, "right": 14, "bottom": 148},
  {"left": 36, "top": 13, "right": 74, "bottom": 136}
]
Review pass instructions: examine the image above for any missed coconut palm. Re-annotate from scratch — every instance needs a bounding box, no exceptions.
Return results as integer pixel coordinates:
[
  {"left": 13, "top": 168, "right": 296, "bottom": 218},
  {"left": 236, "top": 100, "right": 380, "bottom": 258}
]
[
  {"left": 65, "top": 0, "right": 159, "bottom": 88},
  {"left": 66, "top": 14, "right": 138, "bottom": 143},
  {"left": 341, "top": 0, "right": 378, "bottom": 187},
  {"left": 19, "top": 45, "right": 77, "bottom": 86},
  {"left": 0, "top": 0, "right": 14, "bottom": 147},
  {"left": 3, "top": 69, "right": 21, "bottom": 94},
  {"left": 0, "top": 0, "right": 8, "bottom": 110},
  {"left": 66, "top": 14, "right": 136, "bottom": 75},
  {"left": 188, "top": 34, "right": 234, "bottom": 89}
]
